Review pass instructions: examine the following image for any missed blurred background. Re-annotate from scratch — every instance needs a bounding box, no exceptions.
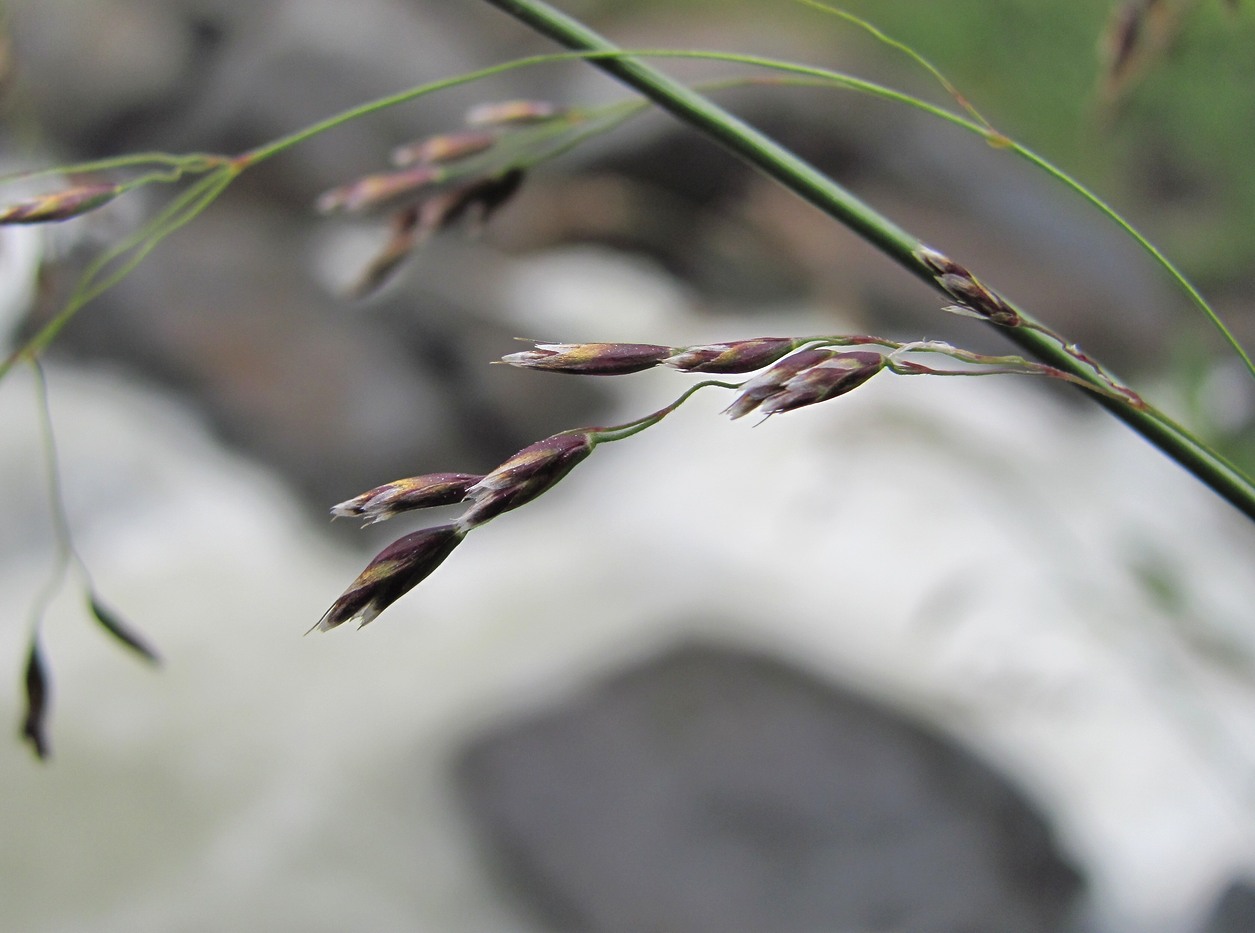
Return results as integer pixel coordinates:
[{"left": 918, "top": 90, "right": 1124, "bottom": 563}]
[{"left": 1, "top": 1, "right": 1254, "bottom": 931}]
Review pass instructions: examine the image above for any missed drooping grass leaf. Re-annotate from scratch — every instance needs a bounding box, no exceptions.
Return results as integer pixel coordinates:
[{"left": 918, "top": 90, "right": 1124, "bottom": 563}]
[
  {"left": 21, "top": 639, "right": 51, "bottom": 760},
  {"left": 88, "top": 595, "right": 160, "bottom": 665}
]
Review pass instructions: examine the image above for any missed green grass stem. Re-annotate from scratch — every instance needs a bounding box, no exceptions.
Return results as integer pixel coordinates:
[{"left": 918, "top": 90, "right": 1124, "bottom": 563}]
[{"left": 481, "top": 0, "right": 1255, "bottom": 521}]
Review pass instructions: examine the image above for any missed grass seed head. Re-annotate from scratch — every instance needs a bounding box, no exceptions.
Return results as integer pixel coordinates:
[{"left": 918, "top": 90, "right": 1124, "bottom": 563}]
[
  {"left": 914, "top": 244, "right": 1021, "bottom": 327},
  {"left": 417, "top": 168, "right": 525, "bottom": 236},
  {"left": 465, "top": 99, "right": 564, "bottom": 127},
  {"left": 0, "top": 183, "right": 120, "bottom": 225},
  {"left": 459, "top": 430, "right": 595, "bottom": 529},
  {"left": 349, "top": 203, "right": 423, "bottom": 298},
  {"left": 501, "top": 341, "right": 671, "bottom": 375},
  {"left": 725, "top": 347, "right": 838, "bottom": 419},
  {"left": 664, "top": 337, "right": 805, "bottom": 374},
  {"left": 315, "top": 524, "right": 465, "bottom": 631},
  {"left": 315, "top": 165, "right": 442, "bottom": 214},
  {"left": 391, "top": 130, "right": 498, "bottom": 167},
  {"left": 332, "top": 472, "right": 485, "bottom": 525},
  {"left": 1102, "top": 0, "right": 1145, "bottom": 89},
  {"left": 756, "top": 350, "right": 886, "bottom": 416}
]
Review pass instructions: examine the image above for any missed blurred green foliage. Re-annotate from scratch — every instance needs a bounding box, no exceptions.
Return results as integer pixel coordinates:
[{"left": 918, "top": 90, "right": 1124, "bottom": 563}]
[
  {"left": 607, "top": 0, "right": 1255, "bottom": 287},
  {"left": 826, "top": 0, "right": 1255, "bottom": 285}
]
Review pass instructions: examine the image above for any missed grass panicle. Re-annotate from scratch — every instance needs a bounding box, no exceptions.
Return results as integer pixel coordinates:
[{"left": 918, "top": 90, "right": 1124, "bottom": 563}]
[{"left": 6, "top": 1, "right": 1254, "bottom": 748}]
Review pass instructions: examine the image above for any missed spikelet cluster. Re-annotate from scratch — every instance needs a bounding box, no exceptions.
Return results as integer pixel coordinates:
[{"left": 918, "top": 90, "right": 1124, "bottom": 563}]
[
  {"left": 0, "top": 183, "right": 120, "bottom": 225},
  {"left": 317, "top": 336, "right": 894, "bottom": 631},
  {"left": 316, "top": 99, "right": 571, "bottom": 297},
  {"left": 318, "top": 429, "right": 597, "bottom": 631},
  {"left": 914, "top": 244, "right": 1022, "bottom": 327}
]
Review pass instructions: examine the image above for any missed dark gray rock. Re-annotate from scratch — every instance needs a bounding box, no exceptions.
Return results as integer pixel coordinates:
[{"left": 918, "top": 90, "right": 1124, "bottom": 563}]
[
  {"left": 1201, "top": 880, "right": 1255, "bottom": 933},
  {"left": 456, "top": 641, "right": 1084, "bottom": 933}
]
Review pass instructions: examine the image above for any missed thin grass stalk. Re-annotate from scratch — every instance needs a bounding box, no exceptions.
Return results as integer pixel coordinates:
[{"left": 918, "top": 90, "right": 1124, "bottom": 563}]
[
  {"left": 0, "top": 166, "right": 237, "bottom": 380},
  {"left": 480, "top": 0, "right": 1255, "bottom": 522}
]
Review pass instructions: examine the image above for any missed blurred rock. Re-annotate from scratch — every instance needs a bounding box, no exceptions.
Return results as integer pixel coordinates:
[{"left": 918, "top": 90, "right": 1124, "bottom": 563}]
[
  {"left": 1201, "top": 880, "right": 1255, "bottom": 933},
  {"left": 5, "top": 0, "right": 201, "bottom": 147},
  {"left": 4, "top": 0, "right": 496, "bottom": 169},
  {"left": 458, "top": 641, "right": 1084, "bottom": 933}
]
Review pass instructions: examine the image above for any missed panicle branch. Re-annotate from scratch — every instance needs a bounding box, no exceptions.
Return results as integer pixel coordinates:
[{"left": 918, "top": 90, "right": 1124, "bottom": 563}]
[
  {"left": 318, "top": 428, "right": 598, "bottom": 631},
  {"left": 317, "top": 327, "right": 1151, "bottom": 632},
  {"left": 315, "top": 97, "right": 600, "bottom": 297}
]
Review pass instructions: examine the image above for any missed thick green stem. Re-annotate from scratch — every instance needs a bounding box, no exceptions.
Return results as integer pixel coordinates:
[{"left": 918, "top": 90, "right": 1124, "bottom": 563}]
[{"left": 482, "top": 0, "right": 1255, "bottom": 522}]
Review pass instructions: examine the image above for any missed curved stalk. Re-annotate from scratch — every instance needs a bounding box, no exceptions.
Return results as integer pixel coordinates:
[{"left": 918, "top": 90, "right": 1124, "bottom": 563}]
[{"left": 481, "top": 0, "right": 1255, "bottom": 523}]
